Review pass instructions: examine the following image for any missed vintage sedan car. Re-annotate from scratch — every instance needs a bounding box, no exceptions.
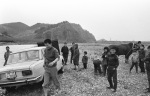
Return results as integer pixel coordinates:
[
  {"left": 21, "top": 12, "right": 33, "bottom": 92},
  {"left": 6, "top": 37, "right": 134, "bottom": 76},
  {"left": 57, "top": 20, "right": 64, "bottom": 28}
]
[{"left": 0, "top": 46, "right": 64, "bottom": 88}]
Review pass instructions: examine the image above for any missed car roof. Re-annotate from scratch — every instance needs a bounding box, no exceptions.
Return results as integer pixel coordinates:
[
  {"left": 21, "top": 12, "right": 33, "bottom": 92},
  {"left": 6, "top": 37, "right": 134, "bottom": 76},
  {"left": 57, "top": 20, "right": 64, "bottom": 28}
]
[{"left": 10, "top": 46, "right": 46, "bottom": 54}]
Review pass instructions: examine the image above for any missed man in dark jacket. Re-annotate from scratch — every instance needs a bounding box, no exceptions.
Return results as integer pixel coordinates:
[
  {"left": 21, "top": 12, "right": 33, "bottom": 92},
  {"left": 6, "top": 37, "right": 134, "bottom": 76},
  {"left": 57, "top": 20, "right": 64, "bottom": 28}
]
[
  {"left": 107, "top": 47, "right": 119, "bottom": 92},
  {"left": 144, "top": 45, "right": 150, "bottom": 93},
  {"left": 70, "top": 42, "right": 75, "bottom": 64},
  {"left": 61, "top": 42, "right": 69, "bottom": 65},
  {"left": 139, "top": 45, "right": 146, "bottom": 73}
]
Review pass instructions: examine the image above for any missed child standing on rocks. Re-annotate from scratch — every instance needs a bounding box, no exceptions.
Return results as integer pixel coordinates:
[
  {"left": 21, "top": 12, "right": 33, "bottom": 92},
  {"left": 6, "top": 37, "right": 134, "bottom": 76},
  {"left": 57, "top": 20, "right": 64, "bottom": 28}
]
[
  {"left": 82, "top": 51, "right": 88, "bottom": 69},
  {"left": 130, "top": 50, "right": 139, "bottom": 73}
]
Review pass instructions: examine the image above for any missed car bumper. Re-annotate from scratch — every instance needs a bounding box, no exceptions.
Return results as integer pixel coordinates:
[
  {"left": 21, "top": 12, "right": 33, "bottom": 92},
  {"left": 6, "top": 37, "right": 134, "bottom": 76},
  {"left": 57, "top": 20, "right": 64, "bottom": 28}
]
[{"left": 0, "top": 75, "right": 43, "bottom": 87}]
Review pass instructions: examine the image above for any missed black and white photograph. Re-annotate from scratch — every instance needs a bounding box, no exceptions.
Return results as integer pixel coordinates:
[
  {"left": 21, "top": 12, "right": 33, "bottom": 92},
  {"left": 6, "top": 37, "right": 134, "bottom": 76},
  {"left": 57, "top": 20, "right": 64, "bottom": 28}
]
[{"left": 0, "top": 0, "right": 150, "bottom": 96}]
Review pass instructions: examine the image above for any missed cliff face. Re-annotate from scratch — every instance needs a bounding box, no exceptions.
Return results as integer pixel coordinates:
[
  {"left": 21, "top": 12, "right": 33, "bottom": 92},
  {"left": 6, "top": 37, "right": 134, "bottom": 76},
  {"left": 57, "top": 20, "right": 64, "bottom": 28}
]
[
  {"left": 35, "top": 21, "right": 96, "bottom": 43},
  {"left": 71, "top": 23, "right": 96, "bottom": 43},
  {"left": 0, "top": 21, "right": 96, "bottom": 43}
]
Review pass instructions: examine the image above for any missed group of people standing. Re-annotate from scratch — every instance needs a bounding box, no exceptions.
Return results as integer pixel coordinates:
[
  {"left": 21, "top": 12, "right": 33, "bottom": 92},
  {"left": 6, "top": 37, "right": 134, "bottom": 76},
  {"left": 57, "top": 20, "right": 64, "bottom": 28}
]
[
  {"left": 61, "top": 42, "right": 89, "bottom": 70},
  {"left": 130, "top": 42, "right": 145, "bottom": 73},
  {"left": 87, "top": 41, "right": 150, "bottom": 93},
  {"left": 129, "top": 41, "right": 150, "bottom": 93},
  {"left": 61, "top": 42, "right": 81, "bottom": 70},
  {"left": 99, "top": 41, "right": 150, "bottom": 93},
  {"left": 3, "top": 40, "right": 150, "bottom": 95},
  {"left": 60, "top": 41, "right": 150, "bottom": 93},
  {"left": 93, "top": 46, "right": 119, "bottom": 92},
  {"left": 61, "top": 41, "right": 119, "bottom": 92}
]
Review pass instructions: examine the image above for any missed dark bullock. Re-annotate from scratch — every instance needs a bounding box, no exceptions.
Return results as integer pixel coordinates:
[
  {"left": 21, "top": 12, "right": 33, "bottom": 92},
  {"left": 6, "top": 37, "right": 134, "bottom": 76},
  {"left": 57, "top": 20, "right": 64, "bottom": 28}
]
[{"left": 108, "top": 43, "right": 134, "bottom": 63}]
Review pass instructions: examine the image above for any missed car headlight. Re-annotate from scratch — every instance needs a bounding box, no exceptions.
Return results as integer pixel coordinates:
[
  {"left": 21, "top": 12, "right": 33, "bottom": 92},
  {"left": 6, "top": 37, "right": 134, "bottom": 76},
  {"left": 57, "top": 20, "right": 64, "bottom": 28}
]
[
  {"left": 0, "top": 73, "right": 5, "bottom": 80},
  {"left": 22, "top": 70, "right": 32, "bottom": 76}
]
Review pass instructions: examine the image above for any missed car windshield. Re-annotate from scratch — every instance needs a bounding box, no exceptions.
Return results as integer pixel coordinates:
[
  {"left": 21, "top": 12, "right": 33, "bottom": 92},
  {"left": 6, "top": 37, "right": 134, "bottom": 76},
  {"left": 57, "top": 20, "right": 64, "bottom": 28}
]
[{"left": 7, "top": 50, "right": 39, "bottom": 65}]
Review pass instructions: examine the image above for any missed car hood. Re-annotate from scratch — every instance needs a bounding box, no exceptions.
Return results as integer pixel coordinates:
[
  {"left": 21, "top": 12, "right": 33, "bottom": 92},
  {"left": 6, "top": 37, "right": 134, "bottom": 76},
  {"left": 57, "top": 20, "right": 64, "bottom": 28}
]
[{"left": 0, "top": 60, "right": 38, "bottom": 72}]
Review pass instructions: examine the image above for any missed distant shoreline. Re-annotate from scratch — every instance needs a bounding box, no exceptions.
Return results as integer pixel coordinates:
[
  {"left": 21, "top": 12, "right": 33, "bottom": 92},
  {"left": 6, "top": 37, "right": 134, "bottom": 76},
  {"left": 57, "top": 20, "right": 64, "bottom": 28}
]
[
  {"left": 0, "top": 41, "right": 150, "bottom": 46},
  {"left": 0, "top": 42, "right": 36, "bottom": 46}
]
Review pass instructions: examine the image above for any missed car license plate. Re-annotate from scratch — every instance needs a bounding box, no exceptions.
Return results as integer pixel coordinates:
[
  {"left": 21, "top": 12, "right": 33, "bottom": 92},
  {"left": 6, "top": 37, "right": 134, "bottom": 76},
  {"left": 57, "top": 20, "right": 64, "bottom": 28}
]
[{"left": 6, "top": 71, "right": 17, "bottom": 80}]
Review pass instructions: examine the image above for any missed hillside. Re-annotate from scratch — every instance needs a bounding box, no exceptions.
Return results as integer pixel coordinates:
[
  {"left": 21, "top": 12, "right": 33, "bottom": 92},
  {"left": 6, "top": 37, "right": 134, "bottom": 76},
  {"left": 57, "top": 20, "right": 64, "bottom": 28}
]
[
  {"left": 71, "top": 23, "right": 96, "bottom": 43},
  {"left": 34, "top": 21, "right": 96, "bottom": 43},
  {"left": 0, "top": 34, "right": 15, "bottom": 42},
  {"left": 0, "top": 21, "right": 96, "bottom": 43},
  {"left": 30, "top": 23, "right": 49, "bottom": 30},
  {"left": 2, "top": 22, "right": 30, "bottom": 31},
  {"left": 0, "top": 22, "right": 30, "bottom": 37}
]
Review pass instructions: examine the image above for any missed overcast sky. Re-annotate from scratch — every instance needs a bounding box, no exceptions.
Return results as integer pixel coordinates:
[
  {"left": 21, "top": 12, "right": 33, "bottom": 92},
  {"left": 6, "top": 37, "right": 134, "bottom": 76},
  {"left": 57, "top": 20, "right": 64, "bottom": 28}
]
[{"left": 0, "top": 0, "right": 150, "bottom": 41}]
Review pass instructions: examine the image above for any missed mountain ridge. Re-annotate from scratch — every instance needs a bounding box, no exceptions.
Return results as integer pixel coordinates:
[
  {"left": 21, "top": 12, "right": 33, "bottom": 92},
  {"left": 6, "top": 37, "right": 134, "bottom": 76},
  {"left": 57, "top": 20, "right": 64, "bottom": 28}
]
[{"left": 0, "top": 21, "right": 96, "bottom": 43}]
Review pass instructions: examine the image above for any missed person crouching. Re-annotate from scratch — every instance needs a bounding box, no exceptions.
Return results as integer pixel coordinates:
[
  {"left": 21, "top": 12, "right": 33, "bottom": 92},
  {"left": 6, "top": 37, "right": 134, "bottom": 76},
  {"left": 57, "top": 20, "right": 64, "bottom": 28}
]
[
  {"left": 107, "top": 47, "right": 119, "bottom": 92},
  {"left": 93, "top": 56, "right": 102, "bottom": 75}
]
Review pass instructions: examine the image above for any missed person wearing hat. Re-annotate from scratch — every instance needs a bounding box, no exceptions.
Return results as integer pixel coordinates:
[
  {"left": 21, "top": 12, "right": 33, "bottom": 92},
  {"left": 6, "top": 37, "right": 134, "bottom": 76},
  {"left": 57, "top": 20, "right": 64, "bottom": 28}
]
[
  {"left": 144, "top": 45, "right": 150, "bottom": 93},
  {"left": 61, "top": 42, "right": 69, "bottom": 65},
  {"left": 106, "top": 47, "right": 119, "bottom": 92},
  {"left": 3, "top": 46, "right": 12, "bottom": 66},
  {"left": 101, "top": 47, "right": 110, "bottom": 76}
]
